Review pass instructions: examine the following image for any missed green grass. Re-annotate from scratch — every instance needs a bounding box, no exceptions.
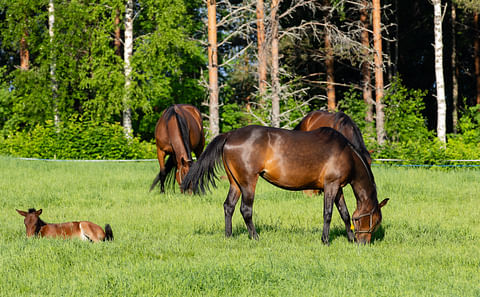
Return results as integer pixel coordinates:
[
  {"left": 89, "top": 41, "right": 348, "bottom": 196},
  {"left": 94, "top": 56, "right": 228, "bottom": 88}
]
[{"left": 1, "top": 156, "right": 479, "bottom": 296}]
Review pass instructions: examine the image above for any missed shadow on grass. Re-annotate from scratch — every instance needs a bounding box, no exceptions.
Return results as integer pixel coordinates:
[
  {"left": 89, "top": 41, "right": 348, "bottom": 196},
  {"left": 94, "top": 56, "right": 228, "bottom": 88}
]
[{"left": 194, "top": 220, "right": 387, "bottom": 243}]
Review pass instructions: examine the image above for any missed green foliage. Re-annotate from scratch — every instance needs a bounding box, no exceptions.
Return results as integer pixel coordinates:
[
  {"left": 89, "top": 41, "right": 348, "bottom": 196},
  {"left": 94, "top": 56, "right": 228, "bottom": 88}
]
[
  {"left": 220, "top": 103, "right": 254, "bottom": 132},
  {"left": 382, "top": 77, "right": 432, "bottom": 142},
  {"left": 0, "top": 118, "right": 155, "bottom": 159}
]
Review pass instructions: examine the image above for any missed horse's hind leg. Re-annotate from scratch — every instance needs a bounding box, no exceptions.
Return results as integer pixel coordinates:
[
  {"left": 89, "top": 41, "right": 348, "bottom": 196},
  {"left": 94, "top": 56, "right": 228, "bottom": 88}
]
[
  {"left": 322, "top": 183, "right": 339, "bottom": 245},
  {"left": 151, "top": 149, "right": 166, "bottom": 192},
  {"left": 239, "top": 181, "right": 259, "bottom": 240},
  {"left": 224, "top": 183, "right": 241, "bottom": 237},
  {"left": 334, "top": 189, "right": 354, "bottom": 242}
]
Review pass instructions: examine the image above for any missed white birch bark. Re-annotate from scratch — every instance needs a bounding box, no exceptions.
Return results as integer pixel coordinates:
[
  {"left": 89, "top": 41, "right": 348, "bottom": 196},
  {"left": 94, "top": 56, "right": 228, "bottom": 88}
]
[
  {"left": 49, "top": 0, "right": 59, "bottom": 127},
  {"left": 433, "top": 0, "right": 446, "bottom": 143},
  {"left": 123, "top": 0, "right": 134, "bottom": 138}
]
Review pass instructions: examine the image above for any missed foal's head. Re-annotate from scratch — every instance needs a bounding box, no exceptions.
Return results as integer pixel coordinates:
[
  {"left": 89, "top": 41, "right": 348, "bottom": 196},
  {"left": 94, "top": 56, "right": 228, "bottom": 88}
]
[
  {"left": 177, "top": 157, "right": 193, "bottom": 185},
  {"left": 16, "top": 208, "right": 43, "bottom": 237}
]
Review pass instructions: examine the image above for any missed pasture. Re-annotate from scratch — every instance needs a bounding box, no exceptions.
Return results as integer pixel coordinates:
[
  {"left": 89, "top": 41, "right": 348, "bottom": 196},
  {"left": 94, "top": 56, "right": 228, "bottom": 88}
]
[{"left": 0, "top": 156, "right": 479, "bottom": 296}]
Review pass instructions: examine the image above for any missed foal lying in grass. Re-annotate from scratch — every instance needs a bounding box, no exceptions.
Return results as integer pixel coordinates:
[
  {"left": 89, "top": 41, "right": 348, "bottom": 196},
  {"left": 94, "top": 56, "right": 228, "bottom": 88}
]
[{"left": 16, "top": 208, "right": 113, "bottom": 242}]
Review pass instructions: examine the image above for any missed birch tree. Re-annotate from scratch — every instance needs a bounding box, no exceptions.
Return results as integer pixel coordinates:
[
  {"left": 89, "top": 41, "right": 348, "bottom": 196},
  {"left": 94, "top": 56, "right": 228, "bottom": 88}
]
[
  {"left": 360, "top": 0, "right": 373, "bottom": 124},
  {"left": 432, "top": 0, "right": 446, "bottom": 143},
  {"left": 123, "top": 0, "right": 133, "bottom": 138},
  {"left": 49, "top": 0, "right": 59, "bottom": 127}
]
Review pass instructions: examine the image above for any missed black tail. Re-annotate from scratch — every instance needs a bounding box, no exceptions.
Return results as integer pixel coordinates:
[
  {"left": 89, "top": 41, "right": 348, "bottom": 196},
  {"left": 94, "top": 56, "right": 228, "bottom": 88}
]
[
  {"left": 149, "top": 155, "right": 176, "bottom": 192},
  {"left": 104, "top": 224, "right": 114, "bottom": 241},
  {"left": 173, "top": 106, "right": 193, "bottom": 162},
  {"left": 181, "top": 133, "right": 230, "bottom": 194}
]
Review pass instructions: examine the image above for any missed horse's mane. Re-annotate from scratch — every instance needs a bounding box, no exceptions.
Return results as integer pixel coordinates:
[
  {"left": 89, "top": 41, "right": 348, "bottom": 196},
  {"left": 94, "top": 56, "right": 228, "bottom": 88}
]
[
  {"left": 333, "top": 112, "right": 371, "bottom": 163},
  {"left": 163, "top": 105, "right": 193, "bottom": 161}
]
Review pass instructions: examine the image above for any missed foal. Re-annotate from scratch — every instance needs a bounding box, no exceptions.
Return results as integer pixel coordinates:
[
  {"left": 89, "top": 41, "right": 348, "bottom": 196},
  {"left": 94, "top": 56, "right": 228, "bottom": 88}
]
[{"left": 16, "top": 208, "right": 113, "bottom": 242}]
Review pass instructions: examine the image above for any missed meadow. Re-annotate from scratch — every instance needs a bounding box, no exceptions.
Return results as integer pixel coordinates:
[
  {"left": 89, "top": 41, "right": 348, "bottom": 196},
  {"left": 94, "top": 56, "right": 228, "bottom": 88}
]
[{"left": 0, "top": 156, "right": 479, "bottom": 296}]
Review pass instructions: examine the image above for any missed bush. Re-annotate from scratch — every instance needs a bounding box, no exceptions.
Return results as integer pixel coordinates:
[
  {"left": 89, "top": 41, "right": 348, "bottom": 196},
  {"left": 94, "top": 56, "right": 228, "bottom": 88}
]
[{"left": 0, "top": 118, "right": 156, "bottom": 160}]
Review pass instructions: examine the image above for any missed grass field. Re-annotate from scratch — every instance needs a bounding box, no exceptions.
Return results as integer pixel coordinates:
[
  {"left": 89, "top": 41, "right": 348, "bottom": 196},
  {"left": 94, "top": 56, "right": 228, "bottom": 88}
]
[{"left": 0, "top": 156, "right": 479, "bottom": 296}]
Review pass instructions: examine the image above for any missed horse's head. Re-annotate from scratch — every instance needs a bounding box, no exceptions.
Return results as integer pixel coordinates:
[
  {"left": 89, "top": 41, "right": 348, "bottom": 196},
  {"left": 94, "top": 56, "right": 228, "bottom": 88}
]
[
  {"left": 177, "top": 157, "right": 193, "bottom": 185},
  {"left": 16, "top": 208, "right": 43, "bottom": 237},
  {"left": 352, "top": 198, "right": 389, "bottom": 244}
]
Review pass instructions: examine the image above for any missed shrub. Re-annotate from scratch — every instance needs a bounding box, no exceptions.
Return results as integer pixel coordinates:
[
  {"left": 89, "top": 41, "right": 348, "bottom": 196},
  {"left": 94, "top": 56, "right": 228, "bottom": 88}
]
[{"left": 0, "top": 118, "right": 156, "bottom": 159}]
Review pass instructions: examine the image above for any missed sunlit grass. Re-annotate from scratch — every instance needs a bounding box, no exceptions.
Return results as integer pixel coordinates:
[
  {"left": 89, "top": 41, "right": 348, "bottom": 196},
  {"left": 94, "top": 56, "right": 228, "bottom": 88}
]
[{"left": 1, "top": 157, "right": 479, "bottom": 296}]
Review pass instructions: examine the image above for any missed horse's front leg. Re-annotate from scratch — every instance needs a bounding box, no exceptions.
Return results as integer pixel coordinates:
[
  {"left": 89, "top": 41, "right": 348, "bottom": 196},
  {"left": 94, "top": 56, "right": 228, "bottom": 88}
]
[
  {"left": 334, "top": 188, "right": 355, "bottom": 242},
  {"left": 224, "top": 183, "right": 241, "bottom": 237},
  {"left": 322, "top": 184, "right": 339, "bottom": 245}
]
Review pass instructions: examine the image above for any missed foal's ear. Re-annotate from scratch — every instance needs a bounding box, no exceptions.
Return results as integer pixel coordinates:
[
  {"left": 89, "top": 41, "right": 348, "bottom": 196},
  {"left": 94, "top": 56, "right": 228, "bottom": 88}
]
[
  {"left": 379, "top": 198, "right": 389, "bottom": 208},
  {"left": 16, "top": 209, "right": 28, "bottom": 217},
  {"left": 36, "top": 209, "right": 43, "bottom": 215}
]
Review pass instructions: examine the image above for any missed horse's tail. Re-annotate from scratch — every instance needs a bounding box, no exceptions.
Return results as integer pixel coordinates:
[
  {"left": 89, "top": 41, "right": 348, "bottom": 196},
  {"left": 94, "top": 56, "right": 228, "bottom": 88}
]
[
  {"left": 104, "top": 224, "right": 114, "bottom": 241},
  {"left": 149, "top": 155, "right": 176, "bottom": 192},
  {"left": 173, "top": 106, "right": 193, "bottom": 162},
  {"left": 181, "top": 132, "right": 230, "bottom": 194}
]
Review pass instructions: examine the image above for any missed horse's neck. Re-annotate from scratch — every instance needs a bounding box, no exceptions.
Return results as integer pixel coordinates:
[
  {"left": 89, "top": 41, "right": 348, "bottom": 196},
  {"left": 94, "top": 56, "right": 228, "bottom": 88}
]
[
  {"left": 350, "top": 152, "right": 378, "bottom": 210},
  {"left": 35, "top": 219, "right": 47, "bottom": 235}
]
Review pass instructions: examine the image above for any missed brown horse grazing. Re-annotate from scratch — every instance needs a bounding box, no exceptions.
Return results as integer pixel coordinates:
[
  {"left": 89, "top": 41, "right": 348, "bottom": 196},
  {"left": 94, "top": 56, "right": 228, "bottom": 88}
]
[
  {"left": 294, "top": 110, "right": 372, "bottom": 165},
  {"left": 16, "top": 208, "right": 113, "bottom": 242},
  {"left": 181, "top": 125, "right": 388, "bottom": 244},
  {"left": 150, "top": 104, "right": 205, "bottom": 192}
]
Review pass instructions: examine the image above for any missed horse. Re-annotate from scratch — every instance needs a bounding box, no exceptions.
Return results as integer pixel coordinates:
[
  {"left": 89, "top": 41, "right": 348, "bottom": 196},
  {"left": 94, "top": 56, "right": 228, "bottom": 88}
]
[
  {"left": 150, "top": 104, "right": 205, "bottom": 192},
  {"left": 181, "top": 125, "right": 388, "bottom": 244},
  {"left": 16, "top": 208, "right": 113, "bottom": 242},
  {"left": 294, "top": 110, "right": 372, "bottom": 165}
]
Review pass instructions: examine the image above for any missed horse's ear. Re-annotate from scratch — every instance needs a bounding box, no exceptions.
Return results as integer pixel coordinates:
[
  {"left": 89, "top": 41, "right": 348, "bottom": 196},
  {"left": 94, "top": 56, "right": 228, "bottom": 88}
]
[
  {"left": 16, "top": 209, "right": 27, "bottom": 217},
  {"left": 379, "top": 198, "right": 389, "bottom": 208},
  {"left": 36, "top": 209, "right": 43, "bottom": 215}
]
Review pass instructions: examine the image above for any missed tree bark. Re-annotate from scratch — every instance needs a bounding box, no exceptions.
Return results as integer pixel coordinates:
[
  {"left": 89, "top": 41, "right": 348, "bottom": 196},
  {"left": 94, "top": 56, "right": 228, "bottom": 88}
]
[
  {"left": 325, "top": 28, "right": 335, "bottom": 110},
  {"left": 20, "top": 31, "right": 29, "bottom": 70},
  {"left": 271, "top": 0, "right": 280, "bottom": 128},
  {"left": 360, "top": 0, "right": 373, "bottom": 123},
  {"left": 114, "top": 8, "right": 122, "bottom": 57},
  {"left": 208, "top": 0, "right": 219, "bottom": 137},
  {"left": 451, "top": 3, "right": 458, "bottom": 133},
  {"left": 372, "top": 0, "right": 385, "bottom": 144},
  {"left": 433, "top": 0, "right": 446, "bottom": 143},
  {"left": 474, "top": 12, "right": 480, "bottom": 105},
  {"left": 256, "top": 0, "right": 267, "bottom": 97},
  {"left": 49, "top": 0, "right": 59, "bottom": 127},
  {"left": 123, "top": 0, "right": 134, "bottom": 138}
]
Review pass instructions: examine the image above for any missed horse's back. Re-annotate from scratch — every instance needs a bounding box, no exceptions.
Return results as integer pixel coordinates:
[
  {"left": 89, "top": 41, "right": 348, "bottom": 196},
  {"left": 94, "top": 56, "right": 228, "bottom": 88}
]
[{"left": 223, "top": 125, "right": 354, "bottom": 190}]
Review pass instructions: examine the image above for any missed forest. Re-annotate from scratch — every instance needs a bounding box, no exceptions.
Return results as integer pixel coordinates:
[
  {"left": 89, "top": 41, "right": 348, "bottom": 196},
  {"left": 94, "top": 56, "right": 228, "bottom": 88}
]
[{"left": 0, "top": 0, "right": 479, "bottom": 163}]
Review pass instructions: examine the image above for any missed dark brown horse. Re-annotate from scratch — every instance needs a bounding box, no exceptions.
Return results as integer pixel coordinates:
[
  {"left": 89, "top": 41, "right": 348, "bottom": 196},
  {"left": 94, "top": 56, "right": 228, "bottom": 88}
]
[
  {"left": 150, "top": 104, "right": 205, "bottom": 192},
  {"left": 181, "top": 125, "right": 388, "bottom": 244},
  {"left": 294, "top": 110, "right": 372, "bottom": 165},
  {"left": 16, "top": 208, "right": 113, "bottom": 242}
]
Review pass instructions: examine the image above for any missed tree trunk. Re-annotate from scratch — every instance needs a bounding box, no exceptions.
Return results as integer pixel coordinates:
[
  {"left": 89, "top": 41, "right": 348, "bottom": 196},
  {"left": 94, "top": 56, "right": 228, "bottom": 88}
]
[
  {"left": 475, "top": 12, "right": 480, "bottom": 105},
  {"left": 325, "top": 28, "right": 335, "bottom": 111},
  {"left": 114, "top": 8, "right": 122, "bottom": 57},
  {"left": 451, "top": 3, "right": 458, "bottom": 133},
  {"left": 123, "top": 0, "right": 134, "bottom": 138},
  {"left": 270, "top": 0, "right": 280, "bottom": 127},
  {"left": 20, "top": 31, "right": 29, "bottom": 70},
  {"left": 208, "top": 0, "right": 219, "bottom": 137},
  {"left": 256, "top": 0, "right": 267, "bottom": 97},
  {"left": 360, "top": 0, "right": 373, "bottom": 123},
  {"left": 433, "top": 0, "right": 446, "bottom": 143},
  {"left": 49, "top": 0, "right": 59, "bottom": 127},
  {"left": 372, "top": 0, "right": 385, "bottom": 144}
]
